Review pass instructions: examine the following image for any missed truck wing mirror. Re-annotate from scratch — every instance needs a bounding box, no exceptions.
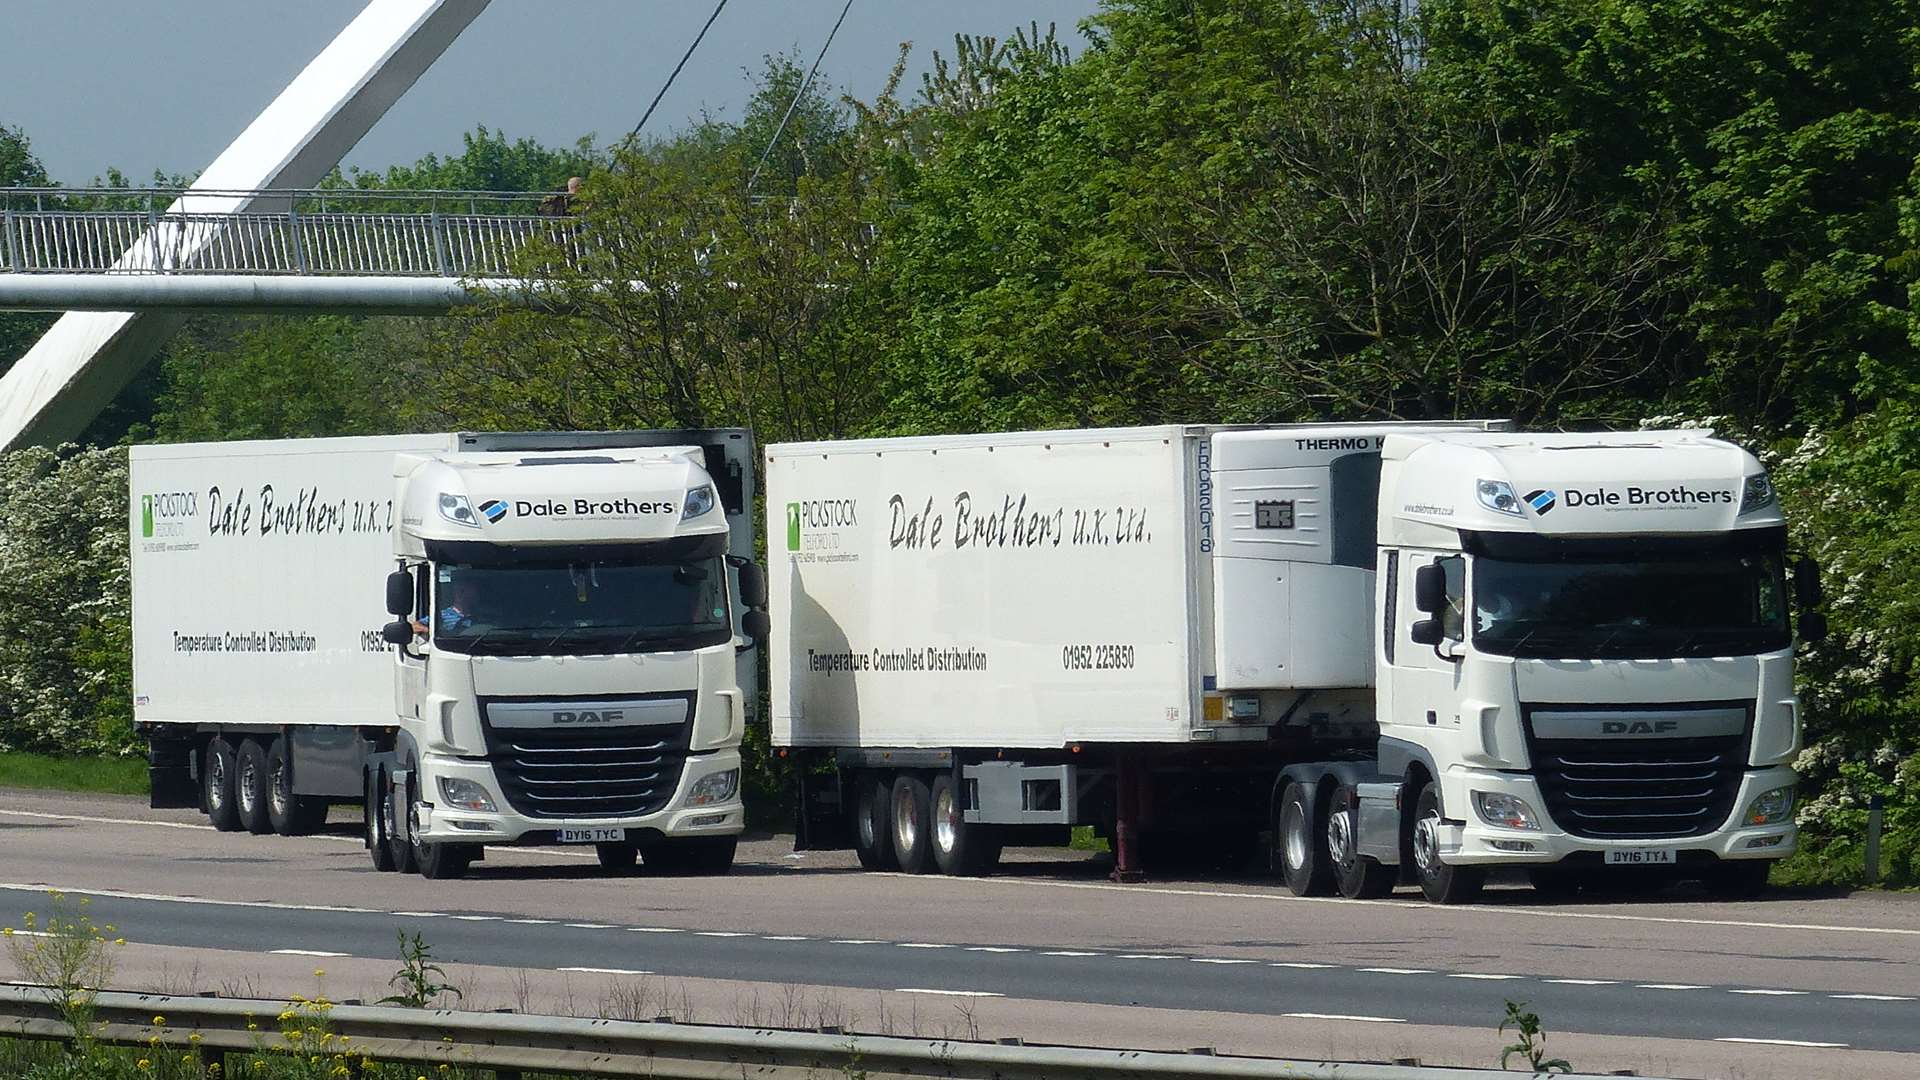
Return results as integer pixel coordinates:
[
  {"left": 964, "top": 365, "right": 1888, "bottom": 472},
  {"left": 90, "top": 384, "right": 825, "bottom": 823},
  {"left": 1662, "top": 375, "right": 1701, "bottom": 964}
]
[
  {"left": 1410, "top": 618, "right": 1444, "bottom": 647},
  {"left": 1794, "top": 556, "right": 1823, "bottom": 610},
  {"left": 737, "top": 560, "right": 769, "bottom": 609},
  {"left": 381, "top": 620, "right": 416, "bottom": 646},
  {"left": 385, "top": 569, "right": 413, "bottom": 616},
  {"left": 1413, "top": 563, "right": 1446, "bottom": 614},
  {"left": 740, "top": 608, "right": 772, "bottom": 652}
]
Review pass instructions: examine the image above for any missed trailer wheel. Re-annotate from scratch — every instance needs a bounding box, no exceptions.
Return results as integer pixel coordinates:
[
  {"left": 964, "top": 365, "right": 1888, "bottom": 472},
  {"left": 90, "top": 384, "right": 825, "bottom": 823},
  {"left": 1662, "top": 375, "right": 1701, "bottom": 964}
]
[
  {"left": 853, "top": 775, "right": 896, "bottom": 871},
  {"left": 1411, "top": 781, "right": 1483, "bottom": 904},
  {"left": 364, "top": 768, "right": 397, "bottom": 873},
  {"left": 1328, "top": 783, "right": 1394, "bottom": 899},
  {"left": 1277, "top": 782, "right": 1334, "bottom": 897},
  {"left": 890, "top": 773, "right": 935, "bottom": 874},
  {"left": 265, "top": 737, "right": 328, "bottom": 836},
  {"left": 204, "top": 738, "right": 242, "bottom": 832},
  {"left": 235, "top": 740, "right": 274, "bottom": 835},
  {"left": 930, "top": 773, "right": 998, "bottom": 876}
]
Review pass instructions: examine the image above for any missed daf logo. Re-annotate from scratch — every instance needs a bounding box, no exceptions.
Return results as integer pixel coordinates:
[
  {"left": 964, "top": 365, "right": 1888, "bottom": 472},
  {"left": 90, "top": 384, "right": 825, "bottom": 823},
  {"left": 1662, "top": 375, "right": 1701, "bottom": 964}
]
[
  {"left": 1601, "top": 720, "right": 1679, "bottom": 736},
  {"left": 553, "top": 709, "right": 623, "bottom": 725}
]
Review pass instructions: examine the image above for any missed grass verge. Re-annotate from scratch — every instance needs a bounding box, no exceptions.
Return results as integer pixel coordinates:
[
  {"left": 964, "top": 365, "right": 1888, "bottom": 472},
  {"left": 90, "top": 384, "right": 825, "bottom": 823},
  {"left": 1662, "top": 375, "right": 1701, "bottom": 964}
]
[{"left": 0, "top": 752, "right": 148, "bottom": 796}]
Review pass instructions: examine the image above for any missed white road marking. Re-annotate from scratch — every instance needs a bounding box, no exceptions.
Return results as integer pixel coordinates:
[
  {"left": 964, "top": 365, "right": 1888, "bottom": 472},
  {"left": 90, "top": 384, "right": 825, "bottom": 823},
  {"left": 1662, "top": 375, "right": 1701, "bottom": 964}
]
[
  {"left": 0, "top": 882, "right": 387, "bottom": 916},
  {"left": 1042, "top": 950, "right": 1100, "bottom": 957},
  {"left": 1831, "top": 993, "right": 1913, "bottom": 1001},
  {"left": 1359, "top": 967, "right": 1431, "bottom": 975},
  {"left": 900, "top": 865, "right": 1920, "bottom": 938},
  {"left": 762, "top": 935, "right": 811, "bottom": 942},
  {"left": 270, "top": 949, "right": 347, "bottom": 957},
  {"left": 1190, "top": 958, "right": 1257, "bottom": 965},
  {"left": 629, "top": 927, "right": 685, "bottom": 934},
  {"left": 894, "top": 988, "right": 1004, "bottom": 997},
  {"left": 1715, "top": 1037, "right": 1847, "bottom": 1048},
  {"left": 1728, "top": 989, "right": 1807, "bottom": 996},
  {"left": 832, "top": 939, "right": 885, "bottom": 945},
  {"left": 390, "top": 911, "right": 443, "bottom": 918},
  {"left": 1118, "top": 954, "right": 1180, "bottom": 960},
  {"left": 693, "top": 931, "right": 749, "bottom": 938},
  {"left": 564, "top": 923, "right": 614, "bottom": 929},
  {"left": 966, "top": 946, "right": 1024, "bottom": 953},
  {"left": 504, "top": 919, "right": 553, "bottom": 925},
  {"left": 1449, "top": 973, "right": 1524, "bottom": 980},
  {"left": 447, "top": 915, "right": 500, "bottom": 922},
  {"left": 558, "top": 967, "right": 651, "bottom": 976},
  {"left": 1637, "top": 984, "right": 1708, "bottom": 991},
  {"left": 1545, "top": 979, "right": 1617, "bottom": 986},
  {"left": 1270, "top": 961, "right": 1335, "bottom": 969},
  {"left": 897, "top": 942, "right": 955, "bottom": 949},
  {"left": 1283, "top": 1012, "right": 1404, "bottom": 1024}
]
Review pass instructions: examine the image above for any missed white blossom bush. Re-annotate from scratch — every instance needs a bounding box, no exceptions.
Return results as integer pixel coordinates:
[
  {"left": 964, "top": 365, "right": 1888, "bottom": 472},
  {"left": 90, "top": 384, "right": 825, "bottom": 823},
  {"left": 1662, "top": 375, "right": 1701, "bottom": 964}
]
[{"left": 0, "top": 446, "right": 134, "bottom": 756}]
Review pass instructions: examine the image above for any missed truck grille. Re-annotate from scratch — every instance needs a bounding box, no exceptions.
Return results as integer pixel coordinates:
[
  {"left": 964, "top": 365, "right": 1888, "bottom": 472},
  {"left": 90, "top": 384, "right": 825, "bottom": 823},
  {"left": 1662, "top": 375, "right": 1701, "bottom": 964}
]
[
  {"left": 479, "top": 697, "right": 692, "bottom": 820},
  {"left": 1523, "top": 708, "right": 1749, "bottom": 840}
]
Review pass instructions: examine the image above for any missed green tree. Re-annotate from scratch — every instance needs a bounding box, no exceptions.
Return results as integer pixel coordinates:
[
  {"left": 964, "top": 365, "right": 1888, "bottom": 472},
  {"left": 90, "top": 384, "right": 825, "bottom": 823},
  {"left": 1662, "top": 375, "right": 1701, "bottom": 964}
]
[{"left": 1, "top": 123, "right": 55, "bottom": 376}]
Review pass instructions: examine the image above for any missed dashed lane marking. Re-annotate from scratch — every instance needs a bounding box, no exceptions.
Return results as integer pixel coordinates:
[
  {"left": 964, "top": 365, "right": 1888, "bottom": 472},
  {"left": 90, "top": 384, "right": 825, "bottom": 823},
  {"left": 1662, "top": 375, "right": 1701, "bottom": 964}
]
[
  {"left": 1831, "top": 994, "right": 1912, "bottom": 1001},
  {"left": 1715, "top": 1037, "right": 1847, "bottom": 1048},
  {"left": 629, "top": 927, "right": 684, "bottom": 934},
  {"left": 1042, "top": 950, "right": 1100, "bottom": 957},
  {"left": 1545, "top": 979, "right": 1617, "bottom": 986},
  {"left": 966, "top": 946, "right": 1024, "bottom": 953},
  {"left": 832, "top": 939, "right": 885, "bottom": 945},
  {"left": 1729, "top": 989, "right": 1808, "bottom": 996},
  {"left": 271, "top": 949, "right": 348, "bottom": 957},
  {"left": 896, "top": 942, "right": 955, "bottom": 949},
  {"left": 565, "top": 923, "right": 614, "bottom": 929},
  {"left": 1358, "top": 967, "right": 1431, "bottom": 975},
  {"left": 1283, "top": 1012, "right": 1404, "bottom": 1023},
  {"left": 762, "top": 935, "right": 811, "bottom": 941},
  {"left": 1191, "top": 958, "right": 1257, "bottom": 965},
  {"left": 895, "top": 988, "right": 1004, "bottom": 997},
  {"left": 1270, "top": 961, "right": 1335, "bottom": 969},
  {"left": 558, "top": 967, "right": 651, "bottom": 976},
  {"left": 1449, "top": 973, "right": 1525, "bottom": 980},
  {"left": 693, "top": 931, "right": 750, "bottom": 937},
  {"left": 1638, "top": 984, "right": 1708, "bottom": 991},
  {"left": 1117, "top": 954, "right": 1181, "bottom": 960}
]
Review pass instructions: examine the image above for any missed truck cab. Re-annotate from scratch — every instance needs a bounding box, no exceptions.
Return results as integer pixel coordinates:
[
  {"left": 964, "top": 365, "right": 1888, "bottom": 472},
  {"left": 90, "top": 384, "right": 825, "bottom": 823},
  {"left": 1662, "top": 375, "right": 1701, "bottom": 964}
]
[
  {"left": 1366, "top": 430, "right": 1803, "bottom": 900},
  {"left": 372, "top": 439, "right": 768, "bottom": 879}
]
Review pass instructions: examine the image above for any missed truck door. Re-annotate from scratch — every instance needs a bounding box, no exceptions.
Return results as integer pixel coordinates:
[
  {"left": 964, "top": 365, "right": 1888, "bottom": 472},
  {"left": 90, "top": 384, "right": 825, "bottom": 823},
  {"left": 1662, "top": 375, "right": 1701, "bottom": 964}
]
[
  {"left": 393, "top": 563, "right": 429, "bottom": 722},
  {"left": 1385, "top": 550, "right": 1466, "bottom": 755}
]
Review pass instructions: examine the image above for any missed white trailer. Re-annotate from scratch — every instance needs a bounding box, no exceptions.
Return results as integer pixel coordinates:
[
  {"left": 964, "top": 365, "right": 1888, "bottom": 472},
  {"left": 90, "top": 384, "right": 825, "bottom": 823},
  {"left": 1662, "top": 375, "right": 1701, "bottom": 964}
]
[
  {"left": 133, "top": 430, "right": 767, "bottom": 879},
  {"left": 769, "top": 424, "right": 1816, "bottom": 900}
]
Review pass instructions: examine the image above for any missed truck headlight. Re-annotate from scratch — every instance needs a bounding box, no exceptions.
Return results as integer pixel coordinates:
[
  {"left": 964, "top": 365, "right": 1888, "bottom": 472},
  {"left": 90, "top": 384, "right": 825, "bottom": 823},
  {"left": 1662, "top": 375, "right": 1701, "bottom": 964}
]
[
  {"left": 437, "top": 492, "right": 481, "bottom": 529},
  {"left": 437, "top": 777, "right": 495, "bottom": 813},
  {"left": 1740, "top": 473, "right": 1776, "bottom": 515},
  {"left": 686, "top": 768, "right": 739, "bottom": 807},
  {"left": 1743, "top": 785, "right": 1794, "bottom": 827},
  {"left": 1472, "top": 790, "right": 1541, "bottom": 830},
  {"left": 682, "top": 485, "right": 717, "bottom": 520},
  {"left": 1475, "top": 479, "right": 1523, "bottom": 517}
]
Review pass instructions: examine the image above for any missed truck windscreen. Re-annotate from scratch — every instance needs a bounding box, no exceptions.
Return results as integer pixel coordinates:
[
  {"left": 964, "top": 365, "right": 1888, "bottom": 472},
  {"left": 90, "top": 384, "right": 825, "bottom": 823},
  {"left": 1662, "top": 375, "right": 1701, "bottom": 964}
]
[
  {"left": 1471, "top": 552, "right": 1789, "bottom": 659},
  {"left": 432, "top": 556, "right": 731, "bottom": 656}
]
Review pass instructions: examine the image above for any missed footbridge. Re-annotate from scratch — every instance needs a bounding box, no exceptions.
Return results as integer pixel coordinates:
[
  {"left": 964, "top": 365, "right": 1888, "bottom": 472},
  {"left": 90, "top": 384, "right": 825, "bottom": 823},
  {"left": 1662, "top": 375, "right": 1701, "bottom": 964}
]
[{"left": 0, "top": 186, "right": 568, "bottom": 313}]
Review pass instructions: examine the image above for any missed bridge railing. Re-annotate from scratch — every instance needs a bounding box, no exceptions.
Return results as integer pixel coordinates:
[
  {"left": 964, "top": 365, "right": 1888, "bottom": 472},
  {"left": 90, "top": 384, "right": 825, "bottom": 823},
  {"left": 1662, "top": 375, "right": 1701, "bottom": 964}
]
[{"left": 0, "top": 187, "right": 575, "bottom": 278}]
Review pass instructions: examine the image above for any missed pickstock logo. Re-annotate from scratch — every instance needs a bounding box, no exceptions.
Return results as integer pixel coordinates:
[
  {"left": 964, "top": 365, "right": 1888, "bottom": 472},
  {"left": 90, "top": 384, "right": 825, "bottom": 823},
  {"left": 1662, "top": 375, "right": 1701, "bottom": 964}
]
[
  {"left": 1524, "top": 489, "right": 1558, "bottom": 516},
  {"left": 787, "top": 498, "right": 859, "bottom": 560},
  {"left": 142, "top": 491, "right": 199, "bottom": 538}
]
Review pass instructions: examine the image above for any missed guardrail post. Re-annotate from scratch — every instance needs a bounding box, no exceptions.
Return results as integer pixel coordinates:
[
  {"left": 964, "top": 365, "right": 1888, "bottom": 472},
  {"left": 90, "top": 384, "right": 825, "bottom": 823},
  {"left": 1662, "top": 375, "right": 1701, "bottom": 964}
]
[
  {"left": 1865, "top": 793, "right": 1884, "bottom": 884},
  {"left": 431, "top": 211, "right": 451, "bottom": 276},
  {"left": 3, "top": 208, "right": 17, "bottom": 272},
  {"left": 289, "top": 204, "right": 307, "bottom": 274}
]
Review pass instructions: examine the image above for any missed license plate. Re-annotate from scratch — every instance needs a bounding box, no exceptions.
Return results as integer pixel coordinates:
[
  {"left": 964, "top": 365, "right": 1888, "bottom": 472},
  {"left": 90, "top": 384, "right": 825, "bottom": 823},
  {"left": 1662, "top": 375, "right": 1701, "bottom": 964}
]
[
  {"left": 559, "top": 827, "right": 626, "bottom": 844},
  {"left": 1604, "top": 848, "right": 1675, "bottom": 866}
]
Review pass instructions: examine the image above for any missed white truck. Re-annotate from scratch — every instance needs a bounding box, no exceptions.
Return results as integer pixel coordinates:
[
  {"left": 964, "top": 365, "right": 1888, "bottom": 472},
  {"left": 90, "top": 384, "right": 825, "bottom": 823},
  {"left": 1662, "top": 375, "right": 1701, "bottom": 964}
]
[
  {"left": 133, "top": 430, "right": 767, "bottom": 879},
  {"left": 769, "top": 424, "right": 1818, "bottom": 901}
]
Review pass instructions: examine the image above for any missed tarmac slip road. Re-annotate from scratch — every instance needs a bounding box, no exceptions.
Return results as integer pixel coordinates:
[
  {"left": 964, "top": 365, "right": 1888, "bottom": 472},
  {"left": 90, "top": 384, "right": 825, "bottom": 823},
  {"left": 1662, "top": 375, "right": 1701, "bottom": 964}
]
[{"left": 1, "top": 788, "right": 1916, "bottom": 1069}]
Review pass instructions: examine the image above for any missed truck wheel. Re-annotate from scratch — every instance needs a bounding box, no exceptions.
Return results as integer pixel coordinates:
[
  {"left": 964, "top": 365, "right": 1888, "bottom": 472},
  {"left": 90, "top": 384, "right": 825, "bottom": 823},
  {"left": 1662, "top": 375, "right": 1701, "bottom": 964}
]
[
  {"left": 390, "top": 764, "right": 422, "bottom": 875},
  {"left": 265, "top": 737, "right": 327, "bottom": 836},
  {"left": 1277, "top": 781, "right": 1334, "bottom": 897},
  {"left": 596, "top": 842, "right": 639, "bottom": 872},
  {"left": 205, "top": 738, "right": 242, "bottom": 832},
  {"left": 890, "top": 773, "right": 935, "bottom": 874},
  {"left": 1411, "top": 781, "right": 1483, "bottom": 904},
  {"left": 1704, "top": 860, "right": 1770, "bottom": 900},
  {"left": 853, "top": 775, "right": 896, "bottom": 870},
  {"left": 645, "top": 836, "right": 737, "bottom": 875},
  {"left": 416, "top": 841, "right": 474, "bottom": 880},
  {"left": 235, "top": 740, "right": 274, "bottom": 835},
  {"left": 364, "top": 769, "right": 397, "bottom": 873},
  {"left": 930, "top": 773, "right": 996, "bottom": 876},
  {"left": 1328, "top": 783, "right": 1394, "bottom": 899}
]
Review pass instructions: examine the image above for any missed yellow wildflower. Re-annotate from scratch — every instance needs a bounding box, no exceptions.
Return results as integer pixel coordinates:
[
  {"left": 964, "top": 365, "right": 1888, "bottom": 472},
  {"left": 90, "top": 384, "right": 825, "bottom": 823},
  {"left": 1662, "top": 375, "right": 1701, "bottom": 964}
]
[
  {"left": 153, "top": 1015, "right": 167, "bottom": 1026},
  {"left": 135, "top": 1059, "right": 150, "bottom": 1070}
]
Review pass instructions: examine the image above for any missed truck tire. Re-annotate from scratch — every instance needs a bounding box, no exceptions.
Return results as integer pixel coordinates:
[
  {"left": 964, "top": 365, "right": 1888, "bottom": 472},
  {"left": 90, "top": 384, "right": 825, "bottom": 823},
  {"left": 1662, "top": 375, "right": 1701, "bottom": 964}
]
[
  {"left": 890, "top": 773, "right": 936, "bottom": 874},
  {"left": 853, "top": 775, "right": 896, "bottom": 870},
  {"left": 204, "top": 737, "right": 242, "bottom": 832},
  {"left": 1411, "top": 781, "right": 1483, "bottom": 904},
  {"left": 1328, "top": 782, "right": 1394, "bottom": 899},
  {"left": 1704, "top": 859, "right": 1770, "bottom": 900},
  {"left": 236, "top": 739, "right": 274, "bottom": 835},
  {"left": 265, "top": 737, "right": 327, "bottom": 836},
  {"left": 416, "top": 840, "right": 475, "bottom": 880},
  {"left": 364, "top": 768, "right": 397, "bottom": 873},
  {"left": 930, "top": 773, "right": 999, "bottom": 876},
  {"left": 596, "top": 842, "right": 639, "bottom": 872},
  {"left": 645, "top": 836, "right": 737, "bottom": 875},
  {"left": 1277, "top": 781, "right": 1334, "bottom": 897},
  {"left": 389, "top": 764, "right": 421, "bottom": 875}
]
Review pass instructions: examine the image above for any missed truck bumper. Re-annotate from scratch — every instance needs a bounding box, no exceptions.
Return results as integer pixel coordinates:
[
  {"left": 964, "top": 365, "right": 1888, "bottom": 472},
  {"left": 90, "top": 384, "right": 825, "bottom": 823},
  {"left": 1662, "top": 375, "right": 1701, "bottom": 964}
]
[
  {"left": 408, "top": 749, "right": 746, "bottom": 844},
  {"left": 1436, "top": 765, "right": 1798, "bottom": 867}
]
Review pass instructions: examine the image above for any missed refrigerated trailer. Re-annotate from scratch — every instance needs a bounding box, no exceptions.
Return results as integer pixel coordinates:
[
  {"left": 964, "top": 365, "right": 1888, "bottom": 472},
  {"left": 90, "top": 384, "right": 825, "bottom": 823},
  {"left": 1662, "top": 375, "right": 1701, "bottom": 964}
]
[
  {"left": 769, "top": 424, "right": 1816, "bottom": 901},
  {"left": 133, "top": 430, "right": 768, "bottom": 879}
]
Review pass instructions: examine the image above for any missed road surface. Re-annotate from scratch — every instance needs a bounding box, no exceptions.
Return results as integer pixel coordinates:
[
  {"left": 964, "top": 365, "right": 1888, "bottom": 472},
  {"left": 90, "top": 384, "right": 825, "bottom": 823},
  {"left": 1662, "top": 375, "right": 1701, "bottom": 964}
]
[{"left": 1, "top": 787, "right": 1914, "bottom": 1078}]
